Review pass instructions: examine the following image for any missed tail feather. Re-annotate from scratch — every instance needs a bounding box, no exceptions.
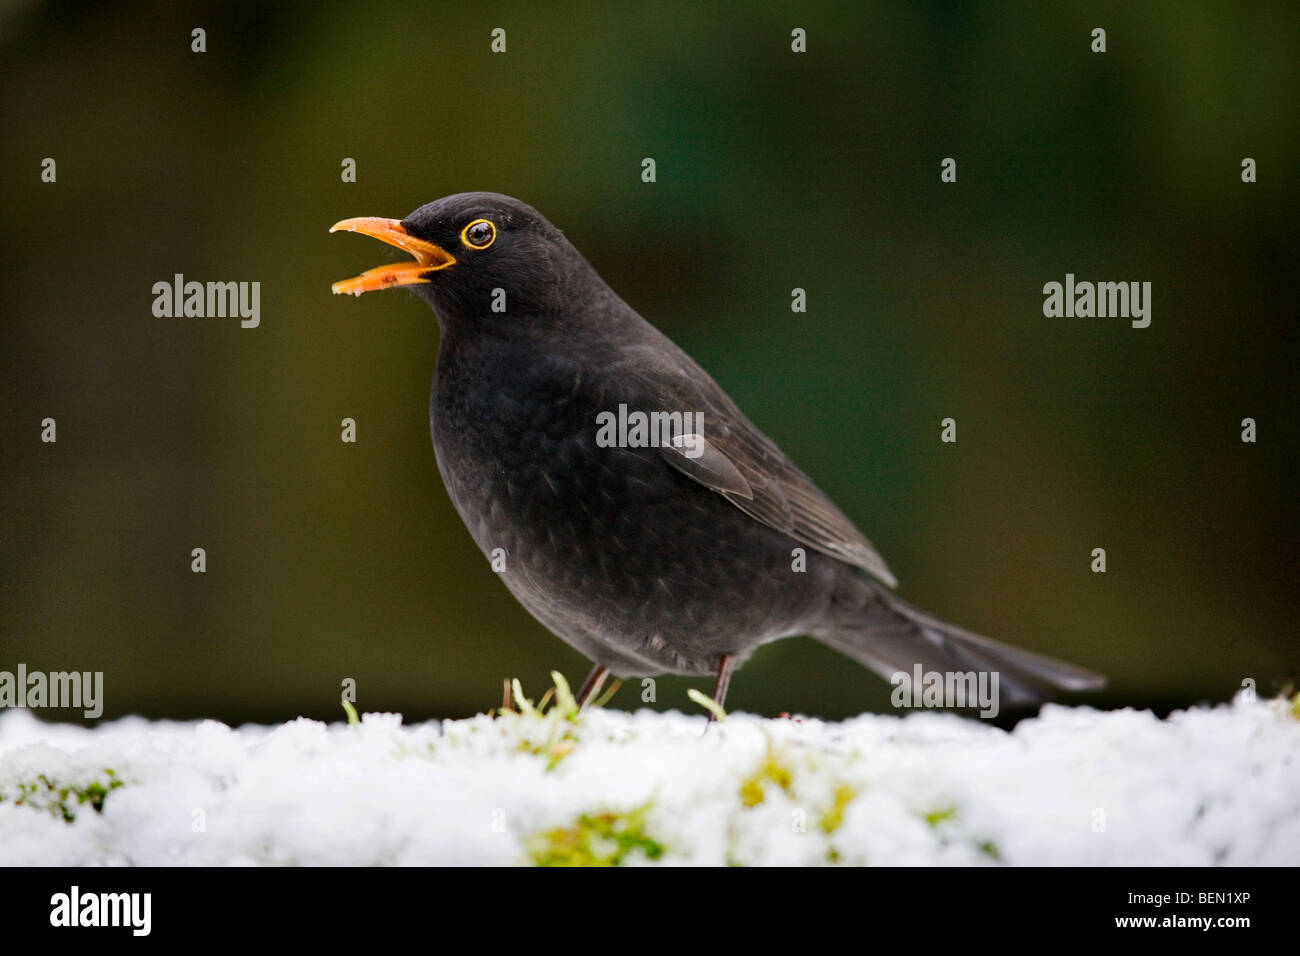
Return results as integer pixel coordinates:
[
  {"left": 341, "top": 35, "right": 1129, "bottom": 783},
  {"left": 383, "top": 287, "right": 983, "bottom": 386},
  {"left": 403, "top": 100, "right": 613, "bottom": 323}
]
[{"left": 818, "top": 585, "right": 1106, "bottom": 709}]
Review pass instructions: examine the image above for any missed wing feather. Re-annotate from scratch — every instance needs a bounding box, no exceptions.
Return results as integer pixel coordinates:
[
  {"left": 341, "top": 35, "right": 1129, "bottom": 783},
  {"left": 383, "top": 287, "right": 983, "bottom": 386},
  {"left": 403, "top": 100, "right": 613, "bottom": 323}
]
[{"left": 614, "top": 341, "right": 898, "bottom": 587}]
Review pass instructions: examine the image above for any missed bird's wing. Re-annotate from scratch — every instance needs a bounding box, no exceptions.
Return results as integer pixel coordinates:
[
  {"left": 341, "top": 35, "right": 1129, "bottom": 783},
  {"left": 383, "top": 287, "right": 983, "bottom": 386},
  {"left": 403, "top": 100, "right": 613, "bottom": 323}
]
[{"left": 617, "top": 342, "right": 898, "bottom": 588}]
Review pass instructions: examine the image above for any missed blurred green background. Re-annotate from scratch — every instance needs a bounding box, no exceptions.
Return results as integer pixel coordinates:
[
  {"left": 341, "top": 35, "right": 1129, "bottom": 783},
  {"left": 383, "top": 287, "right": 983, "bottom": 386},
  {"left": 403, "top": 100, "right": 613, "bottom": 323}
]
[{"left": 1, "top": 0, "right": 1295, "bottom": 724}]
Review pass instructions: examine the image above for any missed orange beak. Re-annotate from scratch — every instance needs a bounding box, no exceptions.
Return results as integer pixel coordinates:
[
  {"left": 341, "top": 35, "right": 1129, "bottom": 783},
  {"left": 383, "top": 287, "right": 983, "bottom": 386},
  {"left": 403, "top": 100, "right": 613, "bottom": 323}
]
[{"left": 329, "top": 217, "right": 457, "bottom": 296}]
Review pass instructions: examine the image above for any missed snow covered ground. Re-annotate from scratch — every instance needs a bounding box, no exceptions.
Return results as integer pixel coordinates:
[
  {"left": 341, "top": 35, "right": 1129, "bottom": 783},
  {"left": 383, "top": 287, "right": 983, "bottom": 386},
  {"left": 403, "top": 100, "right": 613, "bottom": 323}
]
[{"left": 1, "top": 685, "right": 1296, "bottom": 866}]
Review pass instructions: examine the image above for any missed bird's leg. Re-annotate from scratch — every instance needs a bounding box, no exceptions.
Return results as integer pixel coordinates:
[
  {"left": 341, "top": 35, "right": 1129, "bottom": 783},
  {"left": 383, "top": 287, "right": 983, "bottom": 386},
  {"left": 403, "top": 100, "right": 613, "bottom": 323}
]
[
  {"left": 575, "top": 664, "right": 610, "bottom": 711},
  {"left": 709, "top": 654, "right": 736, "bottom": 722}
]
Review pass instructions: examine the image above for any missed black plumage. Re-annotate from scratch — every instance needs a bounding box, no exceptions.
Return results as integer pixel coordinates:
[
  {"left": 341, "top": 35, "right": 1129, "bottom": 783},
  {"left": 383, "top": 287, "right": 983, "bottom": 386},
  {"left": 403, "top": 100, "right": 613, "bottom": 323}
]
[{"left": 331, "top": 192, "right": 1105, "bottom": 714}]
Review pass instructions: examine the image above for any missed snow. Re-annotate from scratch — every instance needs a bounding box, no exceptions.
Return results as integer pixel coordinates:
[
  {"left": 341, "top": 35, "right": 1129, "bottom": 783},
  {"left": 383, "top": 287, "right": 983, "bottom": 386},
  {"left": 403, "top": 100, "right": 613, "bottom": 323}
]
[{"left": 1, "top": 691, "right": 1296, "bottom": 866}]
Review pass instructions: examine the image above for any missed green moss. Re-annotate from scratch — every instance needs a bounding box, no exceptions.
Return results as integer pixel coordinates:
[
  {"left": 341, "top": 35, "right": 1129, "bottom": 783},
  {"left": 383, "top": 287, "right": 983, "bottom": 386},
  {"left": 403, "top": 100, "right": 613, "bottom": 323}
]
[
  {"left": 739, "top": 744, "right": 794, "bottom": 807},
  {"left": 1289, "top": 692, "right": 1300, "bottom": 720},
  {"left": 514, "top": 735, "right": 577, "bottom": 769},
  {"left": 924, "top": 806, "right": 957, "bottom": 827},
  {"left": 502, "top": 672, "right": 583, "bottom": 770},
  {"left": 687, "top": 687, "right": 727, "bottom": 722},
  {"left": 820, "top": 785, "right": 857, "bottom": 834},
  {"left": 528, "top": 803, "right": 665, "bottom": 866},
  {"left": 818, "top": 785, "right": 860, "bottom": 864},
  {"left": 920, "top": 806, "right": 1001, "bottom": 861},
  {"left": 1, "top": 770, "right": 124, "bottom": 823}
]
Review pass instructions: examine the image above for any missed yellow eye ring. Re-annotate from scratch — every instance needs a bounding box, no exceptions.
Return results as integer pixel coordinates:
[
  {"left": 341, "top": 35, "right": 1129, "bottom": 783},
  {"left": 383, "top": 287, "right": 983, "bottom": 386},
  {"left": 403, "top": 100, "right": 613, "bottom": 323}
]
[{"left": 460, "top": 219, "right": 496, "bottom": 250}]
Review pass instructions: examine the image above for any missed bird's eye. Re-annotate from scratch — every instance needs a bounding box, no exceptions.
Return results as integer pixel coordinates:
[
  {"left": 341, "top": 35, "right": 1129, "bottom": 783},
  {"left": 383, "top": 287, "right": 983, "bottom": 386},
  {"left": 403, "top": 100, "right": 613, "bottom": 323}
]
[{"left": 461, "top": 219, "right": 496, "bottom": 250}]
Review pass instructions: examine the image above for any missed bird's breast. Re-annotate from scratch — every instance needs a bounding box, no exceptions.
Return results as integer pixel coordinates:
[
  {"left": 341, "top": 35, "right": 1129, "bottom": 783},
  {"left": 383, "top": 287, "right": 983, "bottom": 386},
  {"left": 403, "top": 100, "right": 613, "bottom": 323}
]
[{"left": 427, "top": 335, "right": 831, "bottom": 672}]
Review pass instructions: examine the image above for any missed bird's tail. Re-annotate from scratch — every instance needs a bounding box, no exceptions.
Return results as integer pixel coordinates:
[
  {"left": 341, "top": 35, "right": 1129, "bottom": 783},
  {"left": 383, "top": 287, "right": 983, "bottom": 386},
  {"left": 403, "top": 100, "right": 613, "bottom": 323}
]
[{"left": 816, "top": 583, "right": 1106, "bottom": 710}]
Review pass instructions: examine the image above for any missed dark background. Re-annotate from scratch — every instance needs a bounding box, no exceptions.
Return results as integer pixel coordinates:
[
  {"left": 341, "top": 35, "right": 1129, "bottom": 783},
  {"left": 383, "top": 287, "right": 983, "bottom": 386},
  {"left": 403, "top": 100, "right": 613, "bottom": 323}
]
[{"left": 1, "top": 0, "right": 1295, "bottom": 724}]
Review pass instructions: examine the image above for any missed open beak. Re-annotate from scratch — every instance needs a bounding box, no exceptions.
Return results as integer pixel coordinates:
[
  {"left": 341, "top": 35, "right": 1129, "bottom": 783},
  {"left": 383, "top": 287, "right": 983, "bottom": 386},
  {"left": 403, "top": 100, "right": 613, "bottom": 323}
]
[{"left": 329, "top": 217, "right": 457, "bottom": 296}]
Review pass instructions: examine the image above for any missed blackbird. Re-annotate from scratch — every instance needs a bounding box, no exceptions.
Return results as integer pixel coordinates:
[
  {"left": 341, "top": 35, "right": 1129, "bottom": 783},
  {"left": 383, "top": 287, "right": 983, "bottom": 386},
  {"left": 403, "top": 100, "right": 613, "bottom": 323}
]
[{"left": 331, "top": 192, "right": 1105, "bottom": 716}]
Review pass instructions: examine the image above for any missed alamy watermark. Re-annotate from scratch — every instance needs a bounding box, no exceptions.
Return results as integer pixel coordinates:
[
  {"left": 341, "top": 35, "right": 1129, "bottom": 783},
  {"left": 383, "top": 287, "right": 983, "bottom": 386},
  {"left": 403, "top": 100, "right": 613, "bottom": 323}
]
[
  {"left": 1042, "top": 273, "right": 1151, "bottom": 328},
  {"left": 890, "top": 664, "right": 1000, "bottom": 719},
  {"left": 0, "top": 664, "right": 103, "bottom": 718},
  {"left": 595, "top": 404, "right": 704, "bottom": 458},
  {"left": 50, "top": 886, "right": 150, "bottom": 936},
  {"left": 152, "top": 273, "right": 260, "bottom": 328}
]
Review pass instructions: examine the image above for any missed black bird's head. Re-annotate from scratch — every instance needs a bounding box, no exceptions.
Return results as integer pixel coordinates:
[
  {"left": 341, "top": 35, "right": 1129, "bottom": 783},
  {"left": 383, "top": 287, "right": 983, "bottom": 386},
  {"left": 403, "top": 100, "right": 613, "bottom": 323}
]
[{"left": 331, "top": 192, "right": 606, "bottom": 331}]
